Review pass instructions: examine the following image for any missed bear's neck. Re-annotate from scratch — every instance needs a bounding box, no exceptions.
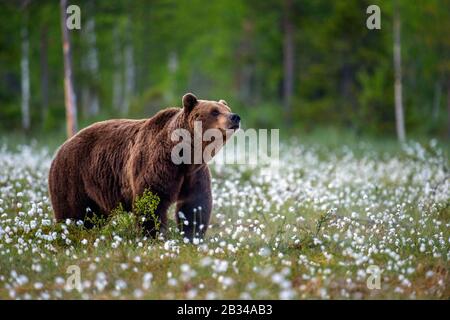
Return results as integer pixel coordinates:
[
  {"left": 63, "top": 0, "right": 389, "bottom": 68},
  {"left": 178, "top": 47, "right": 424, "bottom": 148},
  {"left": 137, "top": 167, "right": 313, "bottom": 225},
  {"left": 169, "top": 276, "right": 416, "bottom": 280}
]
[
  {"left": 164, "top": 111, "right": 214, "bottom": 171},
  {"left": 166, "top": 110, "right": 188, "bottom": 133}
]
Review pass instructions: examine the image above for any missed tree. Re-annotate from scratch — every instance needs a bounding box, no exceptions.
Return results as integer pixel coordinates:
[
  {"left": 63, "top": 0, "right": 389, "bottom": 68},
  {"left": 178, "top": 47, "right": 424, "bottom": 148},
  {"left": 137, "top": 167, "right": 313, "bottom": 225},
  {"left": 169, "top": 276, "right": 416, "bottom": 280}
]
[
  {"left": 60, "top": 0, "right": 78, "bottom": 138},
  {"left": 447, "top": 79, "right": 450, "bottom": 138},
  {"left": 40, "top": 20, "right": 49, "bottom": 124},
  {"left": 112, "top": 25, "right": 124, "bottom": 112},
  {"left": 393, "top": 1, "right": 406, "bottom": 142},
  {"left": 282, "top": 0, "right": 294, "bottom": 119},
  {"left": 447, "top": 76, "right": 450, "bottom": 139},
  {"left": 20, "top": 0, "right": 30, "bottom": 131},
  {"left": 81, "top": 0, "right": 100, "bottom": 117},
  {"left": 123, "top": 16, "right": 135, "bottom": 115}
]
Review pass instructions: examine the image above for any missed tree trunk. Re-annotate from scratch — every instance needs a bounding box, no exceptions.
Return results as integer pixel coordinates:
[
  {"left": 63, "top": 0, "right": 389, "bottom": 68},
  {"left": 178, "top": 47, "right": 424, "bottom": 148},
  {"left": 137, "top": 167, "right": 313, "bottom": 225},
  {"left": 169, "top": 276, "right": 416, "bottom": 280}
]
[
  {"left": 123, "top": 18, "right": 135, "bottom": 115},
  {"left": 60, "top": 0, "right": 78, "bottom": 138},
  {"left": 82, "top": 4, "right": 100, "bottom": 117},
  {"left": 432, "top": 81, "right": 441, "bottom": 122},
  {"left": 40, "top": 24, "right": 49, "bottom": 124},
  {"left": 112, "top": 25, "right": 123, "bottom": 111},
  {"left": 282, "top": 0, "right": 294, "bottom": 118},
  {"left": 21, "top": 21, "right": 30, "bottom": 131},
  {"left": 447, "top": 79, "right": 450, "bottom": 139},
  {"left": 393, "top": 4, "right": 406, "bottom": 142},
  {"left": 234, "top": 19, "right": 254, "bottom": 105}
]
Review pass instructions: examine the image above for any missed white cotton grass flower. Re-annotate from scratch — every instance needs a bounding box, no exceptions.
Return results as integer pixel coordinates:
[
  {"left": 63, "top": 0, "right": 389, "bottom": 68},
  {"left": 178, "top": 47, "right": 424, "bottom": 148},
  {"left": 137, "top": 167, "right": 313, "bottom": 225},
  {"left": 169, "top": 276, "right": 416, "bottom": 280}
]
[
  {"left": 142, "top": 273, "right": 153, "bottom": 290},
  {"left": 168, "top": 278, "right": 178, "bottom": 287},
  {"left": 178, "top": 211, "right": 186, "bottom": 220},
  {"left": 133, "top": 289, "right": 144, "bottom": 298},
  {"left": 258, "top": 247, "right": 271, "bottom": 257},
  {"left": 34, "top": 282, "right": 44, "bottom": 290},
  {"left": 114, "top": 279, "right": 127, "bottom": 291},
  {"left": 0, "top": 141, "right": 448, "bottom": 299},
  {"left": 212, "top": 260, "right": 228, "bottom": 273},
  {"left": 94, "top": 272, "right": 108, "bottom": 292}
]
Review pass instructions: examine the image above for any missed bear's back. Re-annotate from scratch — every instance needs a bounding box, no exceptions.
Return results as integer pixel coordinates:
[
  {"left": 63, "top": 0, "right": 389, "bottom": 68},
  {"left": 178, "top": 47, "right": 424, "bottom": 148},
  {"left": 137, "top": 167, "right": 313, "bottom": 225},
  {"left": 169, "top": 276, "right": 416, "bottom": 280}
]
[
  {"left": 56, "top": 108, "right": 182, "bottom": 172},
  {"left": 144, "top": 107, "right": 181, "bottom": 133},
  {"left": 71, "top": 119, "right": 145, "bottom": 154}
]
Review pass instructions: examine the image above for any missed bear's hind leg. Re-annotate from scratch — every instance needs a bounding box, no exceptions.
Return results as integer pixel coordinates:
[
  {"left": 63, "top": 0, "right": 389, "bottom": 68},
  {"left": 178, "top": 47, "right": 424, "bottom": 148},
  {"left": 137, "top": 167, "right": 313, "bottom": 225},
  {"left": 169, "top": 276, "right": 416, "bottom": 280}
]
[
  {"left": 141, "top": 200, "right": 170, "bottom": 239},
  {"left": 50, "top": 186, "right": 105, "bottom": 228}
]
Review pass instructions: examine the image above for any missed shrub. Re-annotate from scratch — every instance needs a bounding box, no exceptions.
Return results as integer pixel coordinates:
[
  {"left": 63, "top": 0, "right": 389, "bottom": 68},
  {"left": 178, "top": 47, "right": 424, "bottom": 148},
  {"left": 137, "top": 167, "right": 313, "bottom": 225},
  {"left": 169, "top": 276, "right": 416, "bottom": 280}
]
[{"left": 133, "top": 189, "right": 161, "bottom": 232}]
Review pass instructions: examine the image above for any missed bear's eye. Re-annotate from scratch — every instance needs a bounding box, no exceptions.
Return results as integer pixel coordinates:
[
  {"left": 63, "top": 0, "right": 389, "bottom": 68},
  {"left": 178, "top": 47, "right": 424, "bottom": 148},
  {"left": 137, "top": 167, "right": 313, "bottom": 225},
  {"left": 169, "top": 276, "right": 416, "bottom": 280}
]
[{"left": 211, "top": 110, "right": 220, "bottom": 117}]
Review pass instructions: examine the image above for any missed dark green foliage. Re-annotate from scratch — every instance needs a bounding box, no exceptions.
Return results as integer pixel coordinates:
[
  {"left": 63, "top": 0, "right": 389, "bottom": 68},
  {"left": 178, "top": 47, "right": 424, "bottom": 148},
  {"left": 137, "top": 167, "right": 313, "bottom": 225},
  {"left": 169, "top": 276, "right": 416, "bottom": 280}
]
[
  {"left": 0, "top": 0, "right": 449, "bottom": 138},
  {"left": 133, "top": 189, "right": 161, "bottom": 232}
]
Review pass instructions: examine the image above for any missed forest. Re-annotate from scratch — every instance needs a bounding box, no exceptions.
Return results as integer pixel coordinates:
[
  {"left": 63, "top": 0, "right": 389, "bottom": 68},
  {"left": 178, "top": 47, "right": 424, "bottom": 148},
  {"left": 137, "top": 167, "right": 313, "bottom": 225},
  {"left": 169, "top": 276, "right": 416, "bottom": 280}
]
[{"left": 0, "top": 0, "right": 449, "bottom": 140}]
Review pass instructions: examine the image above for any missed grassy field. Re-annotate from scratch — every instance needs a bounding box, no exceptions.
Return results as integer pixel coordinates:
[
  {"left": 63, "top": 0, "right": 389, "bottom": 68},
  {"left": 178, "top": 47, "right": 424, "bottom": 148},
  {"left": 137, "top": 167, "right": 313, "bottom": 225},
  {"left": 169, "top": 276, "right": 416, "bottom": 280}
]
[{"left": 0, "top": 136, "right": 448, "bottom": 299}]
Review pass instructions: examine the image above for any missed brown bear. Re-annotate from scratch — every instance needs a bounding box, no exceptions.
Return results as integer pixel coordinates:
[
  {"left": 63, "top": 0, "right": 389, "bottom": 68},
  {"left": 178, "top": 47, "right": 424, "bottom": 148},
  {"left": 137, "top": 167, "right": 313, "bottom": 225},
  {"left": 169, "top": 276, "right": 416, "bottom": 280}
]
[{"left": 48, "top": 93, "right": 240, "bottom": 240}]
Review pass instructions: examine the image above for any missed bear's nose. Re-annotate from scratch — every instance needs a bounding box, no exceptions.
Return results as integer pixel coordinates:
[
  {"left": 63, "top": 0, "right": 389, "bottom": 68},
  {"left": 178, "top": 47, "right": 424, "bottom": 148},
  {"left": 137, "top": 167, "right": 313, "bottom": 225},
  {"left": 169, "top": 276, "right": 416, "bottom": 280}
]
[{"left": 230, "top": 113, "right": 241, "bottom": 123}]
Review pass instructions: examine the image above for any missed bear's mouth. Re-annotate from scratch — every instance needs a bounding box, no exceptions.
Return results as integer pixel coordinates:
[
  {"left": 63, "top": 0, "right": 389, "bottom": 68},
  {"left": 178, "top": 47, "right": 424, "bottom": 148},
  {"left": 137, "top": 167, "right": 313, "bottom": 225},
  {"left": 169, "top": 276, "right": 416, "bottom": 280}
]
[
  {"left": 220, "top": 125, "right": 239, "bottom": 135},
  {"left": 219, "top": 126, "right": 238, "bottom": 139}
]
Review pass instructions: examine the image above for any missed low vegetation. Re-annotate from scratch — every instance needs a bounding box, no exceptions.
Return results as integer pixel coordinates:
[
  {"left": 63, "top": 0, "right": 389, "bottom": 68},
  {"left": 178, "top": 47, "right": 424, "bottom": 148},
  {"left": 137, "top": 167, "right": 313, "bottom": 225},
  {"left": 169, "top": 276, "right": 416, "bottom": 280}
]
[{"left": 0, "top": 138, "right": 448, "bottom": 299}]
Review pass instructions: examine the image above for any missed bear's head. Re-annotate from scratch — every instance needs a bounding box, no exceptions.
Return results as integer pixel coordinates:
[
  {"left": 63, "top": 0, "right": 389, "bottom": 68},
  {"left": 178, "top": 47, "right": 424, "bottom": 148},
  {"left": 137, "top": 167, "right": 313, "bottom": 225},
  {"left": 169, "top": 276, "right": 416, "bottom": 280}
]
[
  {"left": 178, "top": 93, "right": 241, "bottom": 163},
  {"left": 182, "top": 92, "right": 240, "bottom": 138}
]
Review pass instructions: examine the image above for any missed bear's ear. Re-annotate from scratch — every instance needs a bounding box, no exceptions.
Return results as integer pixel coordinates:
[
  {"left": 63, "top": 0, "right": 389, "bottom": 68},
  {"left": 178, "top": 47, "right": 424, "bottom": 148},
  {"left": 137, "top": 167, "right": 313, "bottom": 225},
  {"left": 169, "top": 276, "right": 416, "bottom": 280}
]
[
  {"left": 219, "top": 99, "right": 228, "bottom": 106},
  {"left": 182, "top": 93, "right": 198, "bottom": 113}
]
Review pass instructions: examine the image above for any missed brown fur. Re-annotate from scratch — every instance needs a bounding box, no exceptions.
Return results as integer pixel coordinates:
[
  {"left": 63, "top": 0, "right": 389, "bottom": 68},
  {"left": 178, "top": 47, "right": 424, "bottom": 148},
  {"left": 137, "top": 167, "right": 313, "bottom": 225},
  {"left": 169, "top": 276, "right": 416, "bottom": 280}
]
[{"left": 48, "top": 93, "right": 240, "bottom": 239}]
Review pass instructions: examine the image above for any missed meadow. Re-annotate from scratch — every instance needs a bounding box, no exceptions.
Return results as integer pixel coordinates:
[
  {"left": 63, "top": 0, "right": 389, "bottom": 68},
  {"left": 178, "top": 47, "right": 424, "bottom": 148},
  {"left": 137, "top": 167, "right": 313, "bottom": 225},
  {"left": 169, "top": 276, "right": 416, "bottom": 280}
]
[{"left": 0, "top": 135, "right": 448, "bottom": 299}]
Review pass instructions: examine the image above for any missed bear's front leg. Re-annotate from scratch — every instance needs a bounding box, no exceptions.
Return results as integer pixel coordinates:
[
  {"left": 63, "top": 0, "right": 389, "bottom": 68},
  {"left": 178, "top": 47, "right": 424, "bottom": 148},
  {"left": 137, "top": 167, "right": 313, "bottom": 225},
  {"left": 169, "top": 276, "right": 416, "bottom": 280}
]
[
  {"left": 140, "top": 199, "right": 171, "bottom": 239},
  {"left": 132, "top": 180, "right": 171, "bottom": 238},
  {"left": 176, "top": 165, "right": 212, "bottom": 241}
]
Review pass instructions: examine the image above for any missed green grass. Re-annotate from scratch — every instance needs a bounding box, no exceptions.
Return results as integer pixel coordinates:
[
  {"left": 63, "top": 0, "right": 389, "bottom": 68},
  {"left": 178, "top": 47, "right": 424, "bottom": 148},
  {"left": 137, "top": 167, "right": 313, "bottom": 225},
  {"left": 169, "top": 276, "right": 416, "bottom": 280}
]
[{"left": 0, "top": 132, "right": 448, "bottom": 299}]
